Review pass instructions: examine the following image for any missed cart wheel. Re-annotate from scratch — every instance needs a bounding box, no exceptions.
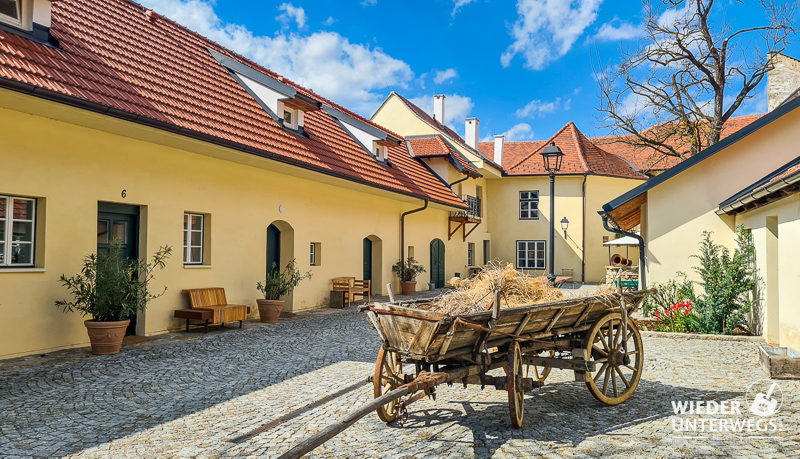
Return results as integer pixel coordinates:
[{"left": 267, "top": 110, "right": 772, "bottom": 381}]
[
  {"left": 506, "top": 340, "right": 524, "bottom": 429},
  {"left": 523, "top": 349, "right": 555, "bottom": 383},
  {"left": 374, "top": 346, "right": 403, "bottom": 423},
  {"left": 583, "top": 313, "right": 643, "bottom": 405}
]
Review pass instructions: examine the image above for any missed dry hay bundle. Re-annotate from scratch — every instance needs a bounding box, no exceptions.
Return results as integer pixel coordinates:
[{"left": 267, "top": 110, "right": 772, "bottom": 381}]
[{"left": 424, "top": 262, "right": 565, "bottom": 315}]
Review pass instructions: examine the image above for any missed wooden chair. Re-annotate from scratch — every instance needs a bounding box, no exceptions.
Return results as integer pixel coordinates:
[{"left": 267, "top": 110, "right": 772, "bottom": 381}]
[
  {"left": 181, "top": 287, "right": 249, "bottom": 327},
  {"left": 331, "top": 277, "right": 371, "bottom": 306}
]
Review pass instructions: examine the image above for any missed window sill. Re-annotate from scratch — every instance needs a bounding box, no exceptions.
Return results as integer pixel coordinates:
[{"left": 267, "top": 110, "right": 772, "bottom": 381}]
[
  {"left": 0, "top": 268, "right": 46, "bottom": 273},
  {"left": 184, "top": 265, "right": 212, "bottom": 269}
]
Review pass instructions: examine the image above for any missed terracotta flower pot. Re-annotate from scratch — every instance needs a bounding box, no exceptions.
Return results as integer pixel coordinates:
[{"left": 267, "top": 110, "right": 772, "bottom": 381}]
[
  {"left": 400, "top": 281, "right": 417, "bottom": 296},
  {"left": 84, "top": 320, "right": 130, "bottom": 355},
  {"left": 257, "top": 299, "right": 284, "bottom": 323}
]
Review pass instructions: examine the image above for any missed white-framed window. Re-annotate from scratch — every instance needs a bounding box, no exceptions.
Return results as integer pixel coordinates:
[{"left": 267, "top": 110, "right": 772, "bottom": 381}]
[
  {"left": 0, "top": 195, "right": 36, "bottom": 267},
  {"left": 310, "top": 242, "right": 321, "bottom": 266},
  {"left": 517, "top": 240, "right": 545, "bottom": 270},
  {"left": 519, "top": 191, "right": 539, "bottom": 220},
  {"left": 183, "top": 213, "right": 204, "bottom": 264},
  {"left": 467, "top": 242, "right": 475, "bottom": 266},
  {"left": 0, "top": 0, "right": 29, "bottom": 30},
  {"left": 283, "top": 107, "right": 299, "bottom": 130}
]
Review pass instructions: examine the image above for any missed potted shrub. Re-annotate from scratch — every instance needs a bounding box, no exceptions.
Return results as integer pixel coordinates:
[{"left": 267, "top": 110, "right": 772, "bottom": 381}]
[
  {"left": 55, "top": 240, "right": 172, "bottom": 355},
  {"left": 392, "top": 257, "right": 426, "bottom": 296},
  {"left": 256, "top": 259, "right": 312, "bottom": 323}
]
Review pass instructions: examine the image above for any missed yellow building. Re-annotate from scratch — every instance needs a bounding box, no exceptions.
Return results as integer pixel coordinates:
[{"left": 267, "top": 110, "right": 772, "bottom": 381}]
[
  {"left": 0, "top": 0, "right": 480, "bottom": 358},
  {"left": 601, "top": 95, "right": 800, "bottom": 350},
  {"left": 373, "top": 94, "right": 647, "bottom": 283}
]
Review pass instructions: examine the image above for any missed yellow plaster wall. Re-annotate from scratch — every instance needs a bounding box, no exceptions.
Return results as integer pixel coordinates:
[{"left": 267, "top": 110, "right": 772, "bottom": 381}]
[
  {"left": 0, "top": 104, "right": 468, "bottom": 358},
  {"left": 736, "top": 195, "right": 800, "bottom": 350},
  {"left": 643, "top": 108, "right": 800, "bottom": 288}
]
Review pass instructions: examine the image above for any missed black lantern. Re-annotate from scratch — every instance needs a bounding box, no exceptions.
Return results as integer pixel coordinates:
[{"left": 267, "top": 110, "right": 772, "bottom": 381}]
[
  {"left": 561, "top": 217, "right": 569, "bottom": 238},
  {"left": 540, "top": 141, "right": 564, "bottom": 173}
]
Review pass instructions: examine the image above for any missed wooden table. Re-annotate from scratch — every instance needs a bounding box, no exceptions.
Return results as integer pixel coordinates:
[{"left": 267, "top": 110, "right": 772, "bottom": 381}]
[{"left": 174, "top": 308, "right": 214, "bottom": 333}]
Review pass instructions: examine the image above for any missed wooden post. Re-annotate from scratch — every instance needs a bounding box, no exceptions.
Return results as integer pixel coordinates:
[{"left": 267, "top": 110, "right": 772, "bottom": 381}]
[
  {"left": 573, "top": 348, "right": 588, "bottom": 382},
  {"left": 387, "top": 283, "right": 396, "bottom": 303}
]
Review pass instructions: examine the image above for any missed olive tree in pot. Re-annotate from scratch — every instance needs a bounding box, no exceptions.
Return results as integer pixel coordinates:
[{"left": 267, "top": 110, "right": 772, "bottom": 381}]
[
  {"left": 55, "top": 240, "right": 172, "bottom": 355},
  {"left": 392, "top": 257, "right": 426, "bottom": 296},
  {"left": 256, "top": 259, "right": 312, "bottom": 323}
]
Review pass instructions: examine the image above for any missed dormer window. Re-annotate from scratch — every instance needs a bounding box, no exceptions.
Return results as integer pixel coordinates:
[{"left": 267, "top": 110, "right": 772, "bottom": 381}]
[
  {"left": 0, "top": 0, "right": 29, "bottom": 30},
  {"left": 374, "top": 143, "right": 389, "bottom": 162},
  {"left": 282, "top": 107, "right": 299, "bottom": 130}
]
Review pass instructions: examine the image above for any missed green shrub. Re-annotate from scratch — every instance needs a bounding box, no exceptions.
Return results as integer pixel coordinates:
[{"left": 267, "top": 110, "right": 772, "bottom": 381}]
[
  {"left": 55, "top": 240, "right": 172, "bottom": 322},
  {"left": 257, "top": 259, "right": 312, "bottom": 300},
  {"left": 643, "top": 277, "right": 690, "bottom": 316},
  {"left": 392, "top": 257, "right": 426, "bottom": 282},
  {"left": 680, "top": 228, "right": 759, "bottom": 335}
]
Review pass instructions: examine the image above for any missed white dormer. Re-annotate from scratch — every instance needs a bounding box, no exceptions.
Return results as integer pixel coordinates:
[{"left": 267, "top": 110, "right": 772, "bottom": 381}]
[
  {"left": 1, "top": 0, "right": 53, "bottom": 35},
  {"left": 208, "top": 49, "right": 320, "bottom": 132},
  {"left": 322, "top": 105, "right": 399, "bottom": 164}
]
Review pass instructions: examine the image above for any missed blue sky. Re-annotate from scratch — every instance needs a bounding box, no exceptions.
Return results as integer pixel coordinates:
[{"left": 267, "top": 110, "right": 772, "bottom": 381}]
[{"left": 140, "top": 0, "right": 800, "bottom": 142}]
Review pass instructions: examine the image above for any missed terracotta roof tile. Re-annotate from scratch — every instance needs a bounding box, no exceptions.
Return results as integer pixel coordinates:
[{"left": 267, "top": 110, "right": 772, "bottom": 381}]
[
  {"left": 406, "top": 136, "right": 480, "bottom": 177},
  {"left": 590, "top": 114, "right": 764, "bottom": 172},
  {"left": 478, "top": 123, "right": 644, "bottom": 179},
  {"left": 0, "top": 0, "right": 465, "bottom": 209}
]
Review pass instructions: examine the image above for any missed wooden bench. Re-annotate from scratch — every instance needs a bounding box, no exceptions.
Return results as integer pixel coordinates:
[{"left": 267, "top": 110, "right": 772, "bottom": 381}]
[
  {"left": 331, "top": 277, "right": 371, "bottom": 306},
  {"left": 180, "top": 288, "right": 249, "bottom": 328},
  {"left": 174, "top": 308, "right": 214, "bottom": 333}
]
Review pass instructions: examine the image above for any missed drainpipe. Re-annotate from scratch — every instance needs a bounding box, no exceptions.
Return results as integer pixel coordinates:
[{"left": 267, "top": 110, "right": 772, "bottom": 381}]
[
  {"left": 600, "top": 212, "right": 646, "bottom": 289},
  {"left": 400, "top": 200, "right": 429, "bottom": 261},
  {"left": 448, "top": 174, "right": 469, "bottom": 191},
  {"left": 581, "top": 174, "right": 587, "bottom": 283}
]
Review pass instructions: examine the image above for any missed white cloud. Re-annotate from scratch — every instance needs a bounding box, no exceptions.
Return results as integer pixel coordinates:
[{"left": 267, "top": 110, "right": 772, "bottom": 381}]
[
  {"left": 322, "top": 16, "right": 336, "bottom": 26},
  {"left": 361, "top": 0, "right": 377, "bottom": 6},
  {"left": 593, "top": 17, "right": 643, "bottom": 41},
  {"left": 516, "top": 97, "right": 562, "bottom": 118},
  {"left": 452, "top": 0, "right": 478, "bottom": 17},
  {"left": 138, "top": 0, "right": 413, "bottom": 114},
  {"left": 502, "top": 123, "right": 535, "bottom": 141},
  {"left": 276, "top": 3, "right": 306, "bottom": 29},
  {"left": 563, "top": 98, "right": 572, "bottom": 111},
  {"left": 573, "top": 86, "right": 582, "bottom": 95},
  {"left": 408, "top": 94, "right": 474, "bottom": 128},
  {"left": 501, "top": 0, "right": 603, "bottom": 70},
  {"left": 433, "top": 68, "right": 458, "bottom": 84}
]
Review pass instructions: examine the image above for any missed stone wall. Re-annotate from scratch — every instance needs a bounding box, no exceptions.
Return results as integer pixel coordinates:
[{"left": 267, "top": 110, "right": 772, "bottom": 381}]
[{"left": 605, "top": 265, "right": 639, "bottom": 285}]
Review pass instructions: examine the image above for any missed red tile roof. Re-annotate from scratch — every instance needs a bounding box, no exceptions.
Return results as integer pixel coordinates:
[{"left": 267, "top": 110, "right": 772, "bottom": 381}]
[
  {"left": 389, "top": 92, "right": 500, "bottom": 169},
  {"left": 590, "top": 114, "right": 764, "bottom": 172},
  {"left": 406, "top": 136, "right": 480, "bottom": 177},
  {"left": 478, "top": 123, "right": 644, "bottom": 179},
  {"left": 0, "top": 0, "right": 466, "bottom": 209}
]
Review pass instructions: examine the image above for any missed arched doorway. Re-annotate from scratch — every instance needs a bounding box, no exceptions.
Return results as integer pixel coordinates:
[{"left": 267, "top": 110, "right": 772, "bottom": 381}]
[
  {"left": 364, "top": 235, "right": 383, "bottom": 295},
  {"left": 267, "top": 220, "right": 295, "bottom": 309},
  {"left": 430, "top": 238, "right": 445, "bottom": 288}
]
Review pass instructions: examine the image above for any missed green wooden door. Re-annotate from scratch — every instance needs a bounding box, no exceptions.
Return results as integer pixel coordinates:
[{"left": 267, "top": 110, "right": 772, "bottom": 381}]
[
  {"left": 430, "top": 239, "right": 445, "bottom": 288},
  {"left": 266, "top": 224, "right": 281, "bottom": 274},
  {"left": 97, "top": 203, "right": 139, "bottom": 336},
  {"left": 362, "top": 238, "right": 372, "bottom": 281}
]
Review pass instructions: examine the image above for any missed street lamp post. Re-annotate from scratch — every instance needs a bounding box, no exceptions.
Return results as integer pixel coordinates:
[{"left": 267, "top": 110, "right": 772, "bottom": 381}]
[{"left": 540, "top": 142, "right": 564, "bottom": 284}]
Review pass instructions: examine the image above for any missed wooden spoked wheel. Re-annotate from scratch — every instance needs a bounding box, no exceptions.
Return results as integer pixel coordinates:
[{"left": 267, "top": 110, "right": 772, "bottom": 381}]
[
  {"left": 506, "top": 340, "right": 525, "bottom": 429},
  {"left": 583, "top": 313, "right": 643, "bottom": 405},
  {"left": 373, "top": 346, "right": 403, "bottom": 423},
  {"left": 524, "top": 349, "right": 555, "bottom": 383}
]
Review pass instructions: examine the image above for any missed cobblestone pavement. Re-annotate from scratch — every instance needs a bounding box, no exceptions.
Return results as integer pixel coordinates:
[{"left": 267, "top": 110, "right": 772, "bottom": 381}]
[{"left": 1, "top": 308, "right": 798, "bottom": 458}]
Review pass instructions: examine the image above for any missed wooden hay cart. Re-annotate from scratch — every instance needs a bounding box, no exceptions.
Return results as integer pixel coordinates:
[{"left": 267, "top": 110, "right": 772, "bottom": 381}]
[{"left": 278, "top": 288, "right": 654, "bottom": 458}]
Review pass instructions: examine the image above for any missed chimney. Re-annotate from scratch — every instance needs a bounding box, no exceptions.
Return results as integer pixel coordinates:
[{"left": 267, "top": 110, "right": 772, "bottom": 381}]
[
  {"left": 494, "top": 134, "right": 505, "bottom": 166},
  {"left": 465, "top": 117, "right": 479, "bottom": 149},
  {"left": 433, "top": 94, "right": 445, "bottom": 123},
  {"left": 768, "top": 53, "right": 800, "bottom": 112}
]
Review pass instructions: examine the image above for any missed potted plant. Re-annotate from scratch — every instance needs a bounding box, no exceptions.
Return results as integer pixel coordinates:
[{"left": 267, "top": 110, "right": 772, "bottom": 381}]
[
  {"left": 392, "top": 257, "right": 426, "bottom": 296},
  {"left": 55, "top": 240, "right": 172, "bottom": 355},
  {"left": 256, "top": 259, "right": 312, "bottom": 323}
]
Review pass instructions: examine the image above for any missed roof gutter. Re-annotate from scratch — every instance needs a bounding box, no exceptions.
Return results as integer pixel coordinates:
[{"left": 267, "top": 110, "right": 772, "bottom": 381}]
[
  {"left": 717, "top": 170, "right": 800, "bottom": 215},
  {"left": 400, "top": 200, "right": 429, "bottom": 262},
  {"left": 600, "top": 212, "right": 646, "bottom": 289}
]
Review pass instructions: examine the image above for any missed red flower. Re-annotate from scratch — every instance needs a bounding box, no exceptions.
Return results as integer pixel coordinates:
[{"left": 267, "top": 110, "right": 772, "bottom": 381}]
[{"left": 654, "top": 311, "right": 659, "bottom": 317}]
